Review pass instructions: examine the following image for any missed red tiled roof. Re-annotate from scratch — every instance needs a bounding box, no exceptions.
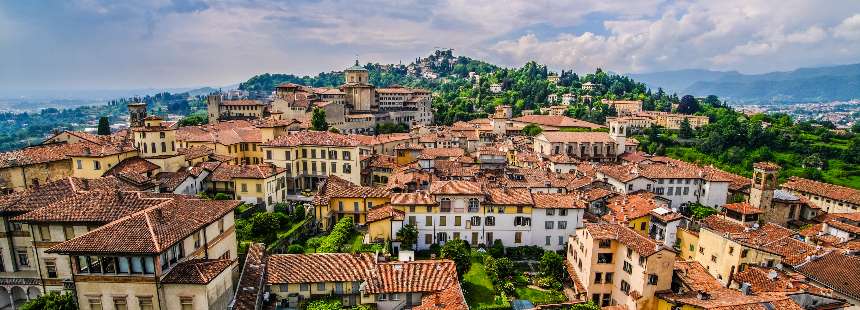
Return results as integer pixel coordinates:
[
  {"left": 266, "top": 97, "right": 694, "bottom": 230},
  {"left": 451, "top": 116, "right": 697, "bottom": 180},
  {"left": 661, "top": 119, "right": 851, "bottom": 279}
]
[
  {"left": 366, "top": 205, "right": 405, "bottom": 223},
  {"left": 176, "top": 120, "right": 262, "bottom": 145},
  {"left": 313, "top": 175, "right": 391, "bottom": 206},
  {"left": 723, "top": 202, "right": 763, "bottom": 215},
  {"left": 232, "top": 243, "right": 267, "bottom": 310},
  {"left": 486, "top": 187, "right": 532, "bottom": 205},
  {"left": 390, "top": 192, "right": 435, "bottom": 205},
  {"left": 538, "top": 131, "right": 614, "bottom": 143},
  {"left": 161, "top": 258, "right": 235, "bottom": 284},
  {"left": 511, "top": 115, "right": 603, "bottom": 129},
  {"left": 263, "top": 131, "right": 360, "bottom": 147},
  {"left": 782, "top": 176, "right": 860, "bottom": 205},
  {"left": 12, "top": 190, "right": 170, "bottom": 224},
  {"left": 420, "top": 148, "right": 465, "bottom": 159},
  {"left": 0, "top": 176, "right": 142, "bottom": 215},
  {"left": 531, "top": 193, "right": 588, "bottom": 209},
  {"left": 47, "top": 197, "right": 240, "bottom": 254},
  {"left": 796, "top": 251, "right": 860, "bottom": 300},
  {"left": 210, "top": 164, "right": 285, "bottom": 181},
  {"left": 603, "top": 192, "right": 667, "bottom": 224},
  {"left": 0, "top": 142, "right": 99, "bottom": 168},
  {"left": 583, "top": 223, "right": 664, "bottom": 257},
  {"left": 266, "top": 253, "right": 375, "bottom": 284},
  {"left": 364, "top": 260, "right": 459, "bottom": 294},
  {"left": 429, "top": 181, "right": 482, "bottom": 195}
]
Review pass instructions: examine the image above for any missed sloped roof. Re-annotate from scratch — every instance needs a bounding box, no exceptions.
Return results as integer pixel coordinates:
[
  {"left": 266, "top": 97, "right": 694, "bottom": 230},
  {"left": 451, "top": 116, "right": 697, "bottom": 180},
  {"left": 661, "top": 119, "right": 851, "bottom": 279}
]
[{"left": 161, "top": 258, "right": 235, "bottom": 284}]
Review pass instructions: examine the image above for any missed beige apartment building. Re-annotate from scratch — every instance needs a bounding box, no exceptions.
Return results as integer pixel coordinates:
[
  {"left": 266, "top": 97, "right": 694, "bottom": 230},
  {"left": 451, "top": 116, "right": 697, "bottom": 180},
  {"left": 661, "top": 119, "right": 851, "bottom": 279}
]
[{"left": 567, "top": 223, "right": 675, "bottom": 310}]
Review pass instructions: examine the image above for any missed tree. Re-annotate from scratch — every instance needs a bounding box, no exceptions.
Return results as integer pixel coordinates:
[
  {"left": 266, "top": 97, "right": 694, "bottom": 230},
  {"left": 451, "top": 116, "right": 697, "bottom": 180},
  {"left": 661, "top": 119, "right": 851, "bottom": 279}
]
[
  {"left": 539, "top": 251, "right": 565, "bottom": 280},
  {"left": 703, "top": 95, "right": 721, "bottom": 107},
  {"left": 440, "top": 239, "right": 471, "bottom": 276},
  {"left": 678, "top": 118, "right": 693, "bottom": 139},
  {"left": 522, "top": 123, "right": 543, "bottom": 136},
  {"left": 97, "top": 117, "right": 110, "bottom": 135},
  {"left": 248, "top": 212, "right": 284, "bottom": 243},
  {"left": 20, "top": 291, "right": 76, "bottom": 310},
  {"left": 306, "top": 298, "right": 342, "bottom": 310},
  {"left": 396, "top": 224, "right": 418, "bottom": 250},
  {"left": 570, "top": 301, "right": 601, "bottom": 310},
  {"left": 287, "top": 244, "right": 305, "bottom": 254},
  {"left": 213, "top": 193, "right": 231, "bottom": 200},
  {"left": 311, "top": 107, "right": 329, "bottom": 131},
  {"left": 677, "top": 95, "right": 700, "bottom": 114},
  {"left": 178, "top": 111, "right": 208, "bottom": 126},
  {"left": 489, "top": 239, "right": 505, "bottom": 258},
  {"left": 846, "top": 137, "right": 860, "bottom": 164}
]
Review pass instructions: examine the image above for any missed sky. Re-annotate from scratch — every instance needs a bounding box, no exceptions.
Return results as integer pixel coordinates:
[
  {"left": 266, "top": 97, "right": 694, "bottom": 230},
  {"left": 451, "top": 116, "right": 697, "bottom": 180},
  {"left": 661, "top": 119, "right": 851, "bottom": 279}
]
[{"left": 2, "top": 0, "right": 860, "bottom": 92}]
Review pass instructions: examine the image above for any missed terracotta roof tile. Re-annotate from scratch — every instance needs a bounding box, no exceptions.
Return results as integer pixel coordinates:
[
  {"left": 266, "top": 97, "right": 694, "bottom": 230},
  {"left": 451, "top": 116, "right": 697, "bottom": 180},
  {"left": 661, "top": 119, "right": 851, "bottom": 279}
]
[
  {"left": 429, "top": 181, "right": 482, "bottom": 196},
  {"left": 0, "top": 176, "right": 141, "bottom": 215},
  {"left": 796, "top": 251, "right": 860, "bottom": 299},
  {"left": 511, "top": 115, "right": 603, "bottom": 129},
  {"left": 232, "top": 243, "right": 267, "bottom": 310},
  {"left": 210, "top": 164, "right": 285, "bottom": 181},
  {"left": 531, "top": 193, "right": 588, "bottom": 209},
  {"left": 782, "top": 176, "right": 860, "bottom": 206},
  {"left": 722, "top": 202, "right": 763, "bottom": 215},
  {"left": 0, "top": 142, "right": 99, "bottom": 168},
  {"left": 47, "top": 197, "right": 240, "bottom": 254},
  {"left": 583, "top": 223, "right": 664, "bottom": 257},
  {"left": 161, "top": 258, "right": 235, "bottom": 284},
  {"left": 366, "top": 205, "right": 405, "bottom": 223},
  {"left": 390, "top": 192, "right": 435, "bottom": 205},
  {"left": 266, "top": 253, "right": 375, "bottom": 284},
  {"left": 263, "top": 131, "right": 360, "bottom": 147}
]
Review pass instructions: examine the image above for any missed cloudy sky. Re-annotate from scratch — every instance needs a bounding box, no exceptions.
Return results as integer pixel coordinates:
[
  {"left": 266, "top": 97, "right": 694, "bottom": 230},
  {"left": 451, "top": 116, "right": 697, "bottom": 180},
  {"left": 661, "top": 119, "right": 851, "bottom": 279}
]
[{"left": 2, "top": 0, "right": 860, "bottom": 91}]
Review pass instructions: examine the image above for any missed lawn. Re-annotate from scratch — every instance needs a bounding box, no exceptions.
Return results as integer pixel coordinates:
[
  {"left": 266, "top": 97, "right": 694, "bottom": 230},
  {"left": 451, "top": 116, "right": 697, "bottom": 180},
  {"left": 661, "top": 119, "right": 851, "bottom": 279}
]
[
  {"left": 514, "top": 287, "right": 567, "bottom": 305},
  {"left": 462, "top": 254, "right": 502, "bottom": 308}
]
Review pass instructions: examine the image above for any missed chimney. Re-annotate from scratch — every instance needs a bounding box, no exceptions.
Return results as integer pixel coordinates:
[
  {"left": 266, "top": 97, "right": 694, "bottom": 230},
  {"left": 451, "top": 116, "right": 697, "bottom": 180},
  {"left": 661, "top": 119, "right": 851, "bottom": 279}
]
[{"left": 740, "top": 282, "right": 752, "bottom": 295}]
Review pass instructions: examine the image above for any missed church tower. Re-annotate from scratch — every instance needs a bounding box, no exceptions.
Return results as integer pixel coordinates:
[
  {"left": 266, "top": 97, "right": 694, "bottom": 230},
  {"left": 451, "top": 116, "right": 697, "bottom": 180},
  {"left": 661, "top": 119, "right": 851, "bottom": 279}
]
[
  {"left": 342, "top": 60, "right": 374, "bottom": 112},
  {"left": 750, "top": 162, "right": 780, "bottom": 210},
  {"left": 127, "top": 101, "right": 147, "bottom": 128},
  {"left": 608, "top": 120, "right": 628, "bottom": 155}
]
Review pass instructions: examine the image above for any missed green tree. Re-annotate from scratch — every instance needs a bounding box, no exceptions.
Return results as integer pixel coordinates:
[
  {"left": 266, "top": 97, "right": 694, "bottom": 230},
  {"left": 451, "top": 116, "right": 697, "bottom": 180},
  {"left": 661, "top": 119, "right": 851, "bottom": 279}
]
[
  {"left": 440, "top": 239, "right": 471, "bottom": 276},
  {"left": 97, "top": 116, "right": 110, "bottom": 135},
  {"left": 287, "top": 244, "right": 305, "bottom": 254},
  {"left": 571, "top": 301, "right": 601, "bottom": 310},
  {"left": 396, "top": 224, "right": 419, "bottom": 250},
  {"left": 178, "top": 111, "right": 208, "bottom": 126},
  {"left": 521, "top": 123, "right": 543, "bottom": 136},
  {"left": 538, "top": 251, "right": 565, "bottom": 280},
  {"left": 703, "top": 95, "right": 721, "bottom": 107},
  {"left": 678, "top": 118, "right": 693, "bottom": 139},
  {"left": 311, "top": 107, "right": 329, "bottom": 131},
  {"left": 847, "top": 137, "right": 860, "bottom": 164},
  {"left": 20, "top": 291, "right": 76, "bottom": 310},
  {"left": 213, "top": 193, "right": 231, "bottom": 200},
  {"left": 248, "top": 212, "right": 285, "bottom": 243},
  {"left": 489, "top": 239, "right": 505, "bottom": 258},
  {"left": 677, "top": 95, "right": 700, "bottom": 114}
]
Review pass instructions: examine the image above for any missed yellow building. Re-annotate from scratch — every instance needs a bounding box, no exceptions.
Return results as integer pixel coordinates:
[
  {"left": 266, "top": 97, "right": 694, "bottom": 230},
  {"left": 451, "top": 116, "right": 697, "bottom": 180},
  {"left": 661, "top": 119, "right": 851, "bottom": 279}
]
[
  {"left": 312, "top": 175, "right": 391, "bottom": 230},
  {"left": 68, "top": 143, "right": 138, "bottom": 179},
  {"left": 132, "top": 116, "right": 187, "bottom": 173},
  {"left": 602, "top": 192, "right": 670, "bottom": 234},
  {"left": 262, "top": 130, "right": 366, "bottom": 195},
  {"left": 176, "top": 120, "right": 266, "bottom": 166},
  {"left": 207, "top": 96, "right": 267, "bottom": 124},
  {"left": 264, "top": 253, "right": 467, "bottom": 310},
  {"left": 208, "top": 163, "right": 288, "bottom": 211},
  {"left": 0, "top": 142, "right": 98, "bottom": 192},
  {"left": 692, "top": 215, "right": 817, "bottom": 285},
  {"left": 567, "top": 223, "right": 676, "bottom": 310},
  {"left": 365, "top": 205, "right": 405, "bottom": 244}
]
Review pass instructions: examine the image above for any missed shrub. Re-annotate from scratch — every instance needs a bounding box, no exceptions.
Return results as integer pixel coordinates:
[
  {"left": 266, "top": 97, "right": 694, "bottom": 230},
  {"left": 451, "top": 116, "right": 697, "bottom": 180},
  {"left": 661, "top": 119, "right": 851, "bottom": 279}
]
[
  {"left": 535, "top": 276, "right": 562, "bottom": 290},
  {"left": 20, "top": 291, "right": 76, "bottom": 310},
  {"left": 287, "top": 244, "right": 305, "bottom": 254},
  {"left": 489, "top": 239, "right": 505, "bottom": 258},
  {"left": 306, "top": 298, "right": 341, "bottom": 310},
  {"left": 440, "top": 239, "right": 471, "bottom": 276},
  {"left": 539, "top": 251, "right": 565, "bottom": 280},
  {"left": 213, "top": 193, "right": 231, "bottom": 200},
  {"left": 306, "top": 237, "right": 323, "bottom": 249},
  {"left": 429, "top": 243, "right": 442, "bottom": 257},
  {"left": 318, "top": 217, "right": 354, "bottom": 253},
  {"left": 506, "top": 246, "right": 545, "bottom": 260}
]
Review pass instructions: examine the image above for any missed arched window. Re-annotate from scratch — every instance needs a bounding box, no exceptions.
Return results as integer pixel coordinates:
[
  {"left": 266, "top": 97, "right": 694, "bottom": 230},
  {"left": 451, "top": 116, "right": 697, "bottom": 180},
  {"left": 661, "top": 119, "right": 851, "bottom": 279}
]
[{"left": 440, "top": 198, "right": 451, "bottom": 212}]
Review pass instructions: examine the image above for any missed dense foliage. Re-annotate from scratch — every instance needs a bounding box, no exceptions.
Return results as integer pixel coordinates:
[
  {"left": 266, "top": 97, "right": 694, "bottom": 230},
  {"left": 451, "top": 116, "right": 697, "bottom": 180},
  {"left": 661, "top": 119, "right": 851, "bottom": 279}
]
[
  {"left": 20, "top": 291, "right": 76, "bottom": 310},
  {"left": 317, "top": 216, "right": 355, "bottom": 253},
  {"left": 440, "top": 239, "right": 472, "bottom": 276},
  {"left": 396, "top": 224, "right": 418, "bottom": 250},
  {"left": 311, "top": 107, "right": 329, "bottom": 131}
]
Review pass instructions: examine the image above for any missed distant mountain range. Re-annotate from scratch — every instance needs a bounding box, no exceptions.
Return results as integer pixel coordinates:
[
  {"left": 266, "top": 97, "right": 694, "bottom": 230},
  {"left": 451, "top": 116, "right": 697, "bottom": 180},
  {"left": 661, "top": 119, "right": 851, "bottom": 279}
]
[{"left": 630, "top": 63, "right": 860, "bottom": 104}]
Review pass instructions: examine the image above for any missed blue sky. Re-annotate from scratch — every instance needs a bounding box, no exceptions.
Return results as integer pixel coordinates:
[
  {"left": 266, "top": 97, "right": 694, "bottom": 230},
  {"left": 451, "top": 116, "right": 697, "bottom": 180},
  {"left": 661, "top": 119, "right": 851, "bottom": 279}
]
[{"left": 2, "top": 0, "right": 860, "bottom": 91}]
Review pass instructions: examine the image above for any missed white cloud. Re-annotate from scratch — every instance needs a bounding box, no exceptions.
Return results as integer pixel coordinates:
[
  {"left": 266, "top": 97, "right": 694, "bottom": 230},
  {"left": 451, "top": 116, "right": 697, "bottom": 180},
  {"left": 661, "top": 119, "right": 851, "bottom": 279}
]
[{"left": 834, "top": 14, "right": 860, "bottom": 40}]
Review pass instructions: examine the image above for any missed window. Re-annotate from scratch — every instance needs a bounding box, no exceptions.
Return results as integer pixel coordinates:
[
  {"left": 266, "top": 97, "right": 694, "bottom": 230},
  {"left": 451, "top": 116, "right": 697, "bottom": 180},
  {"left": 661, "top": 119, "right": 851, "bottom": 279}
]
[
  {"left": 545, "top": 236, "right": 551, "bottom": 245},
  {"left": 218, "top": 218, "right": 225, "bottom": 234},
  {"left": 639, "top": 222, "right": 646, "bottom": 230},
  {"left": 342, "top": 151, "right": 351, "bottom": 160},
  {"left": 76, "top": 159, "right": 82, "bottom": 169},
  {"left": 741, "top": 249, "right": 749, "bottom": 258},
  {"left": 439, "top": 216, "right": 447, "bottom": 226},
  {"left": 559, "top": 236, "right": 565, "bottom": 245},
  {"left": 468, "top": 198, "right": 479, "bottom": 212},
  {"left": 266, "top": 150, "right": 272, "bottom": 160},
  {"left": 408, "top": 216, "right": 416, "bottom": 226},
  {"left": 648, "top": 274, "right": 659, "bottom": 285},
  {"left": 699, "top": 247, "right": 705, "bottom": 254},
  {"left": 64, "top": 226, "right": 75, "bottom": 240},
  {"left": 425, "top": 216, "right": 433, "bottom": 226},
  {"left": 440, "top": 198, "right": 451, "bottom": 212},
  {"left": 485, "top": 216, "right": 495, "bottom": 226},
  {"left": 88, "top": 298, "right": 103, "bottom": 310},
  {"left": 454, "top": 216, "right": 461, "bottom": 226},
  {"left": 256, "top": 184, "right": 262, "bottom": 193},
  {"left": 114, "top": 297, "right": 128, "bottom": 310},
  {"left": 560, "top": 209, "right": 568, "bottom": 216},
  {"left": 517, "top": 206, "right": 524, "bottom": 213},
  {"left": 39, "top": 225, "right": 51, "bottom": 241},
  {"left": 93, "top": 160, "right": 101, "bottom": 170},
  {"left": 594, "top": 272, "right": 603, "bottom": 284},
  {"left": 45, "top": 260, "right": 57, "bottom": 278},
  {"left": 728, "top": 246, "right": 734, "bottom": 255},
  {"left": 338, "top": 201, "right": 344, "bottom": 212},
  {"left": 604, "top": 272, "right": 614, "bottom": 283},
  {"left": 425, "top": 234, "right": 433, "bottom": 244},
  {"left": 343, "top": 163, "right": 351, "bottom": 173},
  {"left": 317, "top": 282, "right": 326, "bottom": 291},
  {"left": 597, "top": 253, "right": 613, "bottom": 264},
  {"left": 558, "top": 221, "right": 567, "bottom": 229},
  {"left": 627, "top": 248, "right": 633, "bottom": 259},
  {"left": 623, "top": 261, "right": 632, "bottom": 274},
  {"left": 711, "top": 255, "right": 717, "bottom": 263},
  {"left": 545, "top": 221, "right": 554, "bottom": 229},
  {"left": 180, "top": 297, "right": 193, "bottom": 310},
  {"left": 241, "top": 183, "right": 248, "bottom": 192},
  {"left": 16, "top": 249, "right": 29, "bottom": 267},
  {"left": 161, "top": 142, "right": 166, "bottom": 152},
  {"left": 138, "top": 297, "right": 153, "bottom": 310},
  {"left": 514, "top": 232, "right": 522, "bottom": 243},
  {"left": 598, "top": 239, "right": 611, "bottom": 248},
  {"left": 193, "top": 231, "right": 201, "bottom": 249},
  {"left": 471, "top": 216, "right": 481, "bottom": 226},
  {"left": 546, "top": 209, "right": 555, "bottom": 216},
  {"left": 620, "top": 280, "right": 630, "bottom": 294}
]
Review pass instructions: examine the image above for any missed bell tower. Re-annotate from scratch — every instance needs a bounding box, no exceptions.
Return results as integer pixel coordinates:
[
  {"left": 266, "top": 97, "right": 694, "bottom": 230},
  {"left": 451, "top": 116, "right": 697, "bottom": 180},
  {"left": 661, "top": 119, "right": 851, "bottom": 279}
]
[
  {"left": 342, "top": 60, "right": 374, "bottom": 112},
  {"left": 608, "top": 120, "right": 628, "bottom": 155},
  {"left": 750, "top": 162, "right": 780, "bottom": 210},
  {"left": 127, "top": 101, "right": 147, "bottom": 128}
]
